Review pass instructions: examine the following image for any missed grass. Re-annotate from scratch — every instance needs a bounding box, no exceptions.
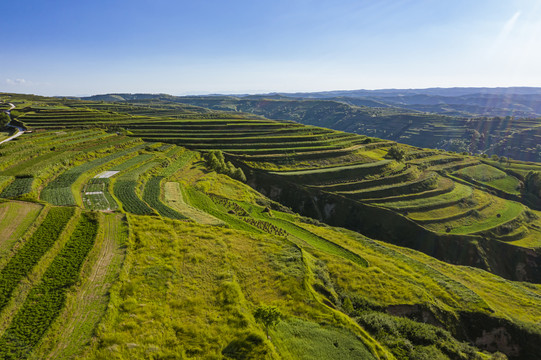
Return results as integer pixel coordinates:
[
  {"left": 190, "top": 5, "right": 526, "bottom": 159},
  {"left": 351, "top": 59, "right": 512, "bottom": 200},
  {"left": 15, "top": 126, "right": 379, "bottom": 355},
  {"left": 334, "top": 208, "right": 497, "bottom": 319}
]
[
  {"left": 243, "top": 205, "right": 369, "bottom": 267},
  {"left": 484, "top": 176, "right": 521, "bottom": 194},
  {"left": 0, "top": 207, "right": 75, "bottom": 313},
  {"left": 272, "top": 318, "right": 375, "bottom": 360},
  {"left": 0, "top": 212, "right": 99, "bottom": 359},
  {"left": 31, "top": 213, "right": 127, "bottom": 359},
  {"left": 163, "top": 182, "right": 223, "bottom": 225},
  {"left": 449, "top": 201, "right": 524, "bottom": 234},
  {"left": 380, "top": 182, "right": 473, "bottom": 211},
  {"left": 0, "top": 202, "right": 43, "bottom": 270},
  {"left": 455, "top": 164, "right": 507, "bottom": 182},
  {"left": 142, "top": 177, "right": 186, "bottom": 219},
  {"left": 455, "top": 164, "right": 521, "bottom": 194}
]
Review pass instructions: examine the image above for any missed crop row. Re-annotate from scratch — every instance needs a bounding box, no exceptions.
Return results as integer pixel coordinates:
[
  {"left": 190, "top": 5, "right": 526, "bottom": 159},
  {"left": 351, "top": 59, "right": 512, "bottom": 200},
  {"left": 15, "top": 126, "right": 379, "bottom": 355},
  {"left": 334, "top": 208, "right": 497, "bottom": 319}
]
[
  {"left": 129, "top": 132, "right": 353, "bottom": 144},
  {"left": 240, "top": 217, "right": 287, "bottom": 236},
  {"left": 209, "top": 195, "right": 249, "bottom": 216},
  {"left": 0, "top": 176, "right": 34, "bottom": 198},
  {"left": 0, "top": 212, "right": 98, "bottom": 359},
  {"left": 142, "top": 177, "right": 186, "bottom": 219},
  {"left": 159, "top": 150, "right": 194, "bottom": 177},
  {"left": 0, "top": 207, "right": 75, "bottom": 312},
  {"left": 345, "top": 172, "right": 440, "bottom": 200},
  {"left": 274, "top": 160, "right": 393, "bottom": 185},
  {"left": 41, "top": 140, "right": 143, "bottom": 205},
  {"left": 111, "top": 153, "right": 154, "bottom": 172},
  {"left": 114, "top": 180, "right": 154, "bottom": 215},
  {"left": 82, "top": 178, "right": 118, "bottom": 211}
]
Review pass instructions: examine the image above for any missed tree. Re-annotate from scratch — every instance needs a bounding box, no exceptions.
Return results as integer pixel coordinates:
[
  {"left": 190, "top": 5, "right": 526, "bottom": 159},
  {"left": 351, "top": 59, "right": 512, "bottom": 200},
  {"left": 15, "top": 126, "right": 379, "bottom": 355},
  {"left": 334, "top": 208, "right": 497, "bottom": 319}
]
[
  {"left": 387, "top": 146, "right": 405, "bottom": 162},
  {"left": 525, "top": 171, "right": 541, "bottom": 198},
  {"left": 253, "top": 305, "right": 282, "bottom": 339},
  {"left": 0, "top": 112, "right": 10, "bottom": 128},
  {"left": 233, "top": 168, "right": 247, "bottom": 182}
]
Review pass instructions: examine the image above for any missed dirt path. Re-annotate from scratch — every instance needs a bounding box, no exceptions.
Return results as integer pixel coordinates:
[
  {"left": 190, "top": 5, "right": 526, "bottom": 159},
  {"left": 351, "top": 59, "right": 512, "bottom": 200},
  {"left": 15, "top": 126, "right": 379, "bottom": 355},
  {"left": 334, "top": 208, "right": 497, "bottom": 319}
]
[
  {"left": 35, "top": 213, "right": 127, "bottom": 359},
  {"left": 0, "top": 103, "right": 25, "bottom": 146}
]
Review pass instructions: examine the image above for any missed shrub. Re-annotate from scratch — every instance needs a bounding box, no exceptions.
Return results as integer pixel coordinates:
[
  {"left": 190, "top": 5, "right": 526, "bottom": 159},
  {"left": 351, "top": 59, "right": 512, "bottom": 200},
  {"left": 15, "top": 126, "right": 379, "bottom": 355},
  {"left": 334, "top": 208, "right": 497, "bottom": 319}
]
[{"left": 386, "top": 146, "right": 405, "bottom": 162}]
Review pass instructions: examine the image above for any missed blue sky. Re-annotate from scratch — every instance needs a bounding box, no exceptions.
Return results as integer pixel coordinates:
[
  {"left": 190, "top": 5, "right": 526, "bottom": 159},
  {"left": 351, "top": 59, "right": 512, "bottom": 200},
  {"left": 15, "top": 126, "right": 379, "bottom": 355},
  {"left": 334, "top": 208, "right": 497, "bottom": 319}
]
[{"left": 1, "top": 0, "right": 541, "bottom": 96}]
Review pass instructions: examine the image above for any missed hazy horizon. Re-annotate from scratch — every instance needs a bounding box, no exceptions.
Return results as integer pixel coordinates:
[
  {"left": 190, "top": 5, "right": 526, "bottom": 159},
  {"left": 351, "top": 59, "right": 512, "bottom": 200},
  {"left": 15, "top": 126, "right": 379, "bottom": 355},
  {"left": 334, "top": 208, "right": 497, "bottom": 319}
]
[{"left": 2, "top": 0, "right": 541, "bottom": 96}]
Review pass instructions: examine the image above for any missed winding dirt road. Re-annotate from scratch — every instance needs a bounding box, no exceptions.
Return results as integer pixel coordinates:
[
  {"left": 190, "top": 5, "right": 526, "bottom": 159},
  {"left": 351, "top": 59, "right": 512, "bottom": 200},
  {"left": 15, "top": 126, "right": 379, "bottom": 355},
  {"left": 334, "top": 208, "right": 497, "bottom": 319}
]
[{"left": 0, "top": 103, "right": 25, "bottom": 145}]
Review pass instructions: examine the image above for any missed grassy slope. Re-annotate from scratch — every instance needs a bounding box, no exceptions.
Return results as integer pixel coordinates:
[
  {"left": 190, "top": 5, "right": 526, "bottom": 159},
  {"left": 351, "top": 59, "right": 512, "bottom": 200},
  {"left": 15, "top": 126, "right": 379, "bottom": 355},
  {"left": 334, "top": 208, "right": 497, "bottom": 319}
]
[{"left": 0, "top": 94, "right": 540, "bottom": 359}]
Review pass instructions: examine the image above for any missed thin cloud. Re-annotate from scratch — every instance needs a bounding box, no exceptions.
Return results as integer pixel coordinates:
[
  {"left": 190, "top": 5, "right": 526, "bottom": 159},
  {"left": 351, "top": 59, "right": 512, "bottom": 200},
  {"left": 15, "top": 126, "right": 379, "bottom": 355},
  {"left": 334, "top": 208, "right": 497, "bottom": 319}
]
[
  {"left": 500, "top": 11, "right": 521, "bottom": 40},
  {"left": 5, "top": 78, "right": 28, "bottom": 86}
]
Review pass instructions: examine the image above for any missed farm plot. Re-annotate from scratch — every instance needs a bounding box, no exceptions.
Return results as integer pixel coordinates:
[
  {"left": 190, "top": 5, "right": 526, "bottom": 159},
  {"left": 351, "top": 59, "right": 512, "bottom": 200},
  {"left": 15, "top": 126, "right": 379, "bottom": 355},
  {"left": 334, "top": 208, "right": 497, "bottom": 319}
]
[
  {"left": 0, "top": 176, "right": 34, "bottom": 199},
  {"left": 0, "top": 212, "right": 99, "bottom": 359},
  {"left": 82, "top": 178, "right": 118, "bottom": 211},
  {"left": 380, "top": 182, "right": 474, "bottom": 212},
  {"left": 0, "top": 202, "right": 43, "bottom": 266},
  {"left": 31, "top": 213, "right": 127, "bottom": 359},
  {"left": 142, "top": 177, "right": 186, "bottom": 219},
  {"left": 448, "top": 201, "right": 524, "bottom": 235},
  {"left": 455, "top": 164, "right": 521, "bottom": 195},
  {"left": 238, "top": 202, "right": 369, "bottom": 267},
  {"left": 163, "top": 182, "right": 223, "bottom": 225},
  {"left": 0, "top": 207, "right": 74, "bottom": 313},
  {"left": 271, "top": 159, "right": 392, "bottom": 185},
  {"left": 112, "top": 159, "right": 160, "bottom": 215},
  {"left": 40, "top": 140, "right": 143, "bottom": 206}
]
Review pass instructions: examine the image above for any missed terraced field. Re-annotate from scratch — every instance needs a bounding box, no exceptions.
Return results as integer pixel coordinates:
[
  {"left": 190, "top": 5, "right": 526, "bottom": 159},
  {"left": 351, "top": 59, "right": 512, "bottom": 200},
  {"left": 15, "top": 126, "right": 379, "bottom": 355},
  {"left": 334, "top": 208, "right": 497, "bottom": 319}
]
[{"left": 0, "top": 94, "right": 540, "bottom": 359}]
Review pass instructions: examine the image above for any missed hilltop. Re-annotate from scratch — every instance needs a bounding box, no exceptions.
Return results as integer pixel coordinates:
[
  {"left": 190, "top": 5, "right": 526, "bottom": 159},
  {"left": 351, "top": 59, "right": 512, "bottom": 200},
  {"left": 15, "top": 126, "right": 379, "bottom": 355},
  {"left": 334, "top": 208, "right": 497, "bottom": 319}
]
[
  {"left": 0, "top": 92, "right": 540, "bottom": 359},
  {"left": 71, "top": 88, "right": 541, "bottom": 162}
]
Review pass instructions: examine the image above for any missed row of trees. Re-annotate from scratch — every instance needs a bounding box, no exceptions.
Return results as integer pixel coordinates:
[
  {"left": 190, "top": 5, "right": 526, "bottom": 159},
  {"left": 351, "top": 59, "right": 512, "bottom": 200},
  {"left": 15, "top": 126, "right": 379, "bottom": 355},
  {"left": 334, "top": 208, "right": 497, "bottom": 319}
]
[{"left": 204, "top": 150, "right": 247, "bottom": 182}]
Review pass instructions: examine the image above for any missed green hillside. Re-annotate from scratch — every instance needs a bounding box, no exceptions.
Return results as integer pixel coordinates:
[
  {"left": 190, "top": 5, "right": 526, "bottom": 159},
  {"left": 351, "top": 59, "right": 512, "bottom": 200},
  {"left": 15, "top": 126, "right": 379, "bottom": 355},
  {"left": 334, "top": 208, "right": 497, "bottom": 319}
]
[{"left": 0, "top": 93, "right": 540, "bottom": 359}]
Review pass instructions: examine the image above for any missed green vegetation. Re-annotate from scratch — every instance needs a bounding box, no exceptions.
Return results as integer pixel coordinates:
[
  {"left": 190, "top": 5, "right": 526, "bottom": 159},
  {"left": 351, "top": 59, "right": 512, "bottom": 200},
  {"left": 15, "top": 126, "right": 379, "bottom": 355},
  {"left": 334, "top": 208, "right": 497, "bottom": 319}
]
[
  {"left": 0, "top": 112, "right": 10, "bottom": 128},
  {"left": 205, "top": 150, "right": 247, "bottom": 182},
  {"left": 254, "top": 305, "right": 282, "bottom": 338},
  {"left": 142, "top": 176, "right": 186, "bottom": 219},
  {"left": 0, "top": 207, "right": 74, "bottom": 312},
  {"left": 0, "top": 176, "right": 34, "bottom": 198},
  {"left": 0, "top": 212, "right": 98, "bottom": 359},
  {"left": 0, "top": 92, "right": 539, "bottom": 359}
]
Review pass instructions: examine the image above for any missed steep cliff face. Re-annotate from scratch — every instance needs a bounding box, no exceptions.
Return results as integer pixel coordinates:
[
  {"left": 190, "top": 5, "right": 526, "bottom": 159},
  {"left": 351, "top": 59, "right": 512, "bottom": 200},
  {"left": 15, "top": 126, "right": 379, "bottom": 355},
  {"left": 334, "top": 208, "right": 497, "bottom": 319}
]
[{"left": 246, "top": 168, "right": 541, "bottom": 283}]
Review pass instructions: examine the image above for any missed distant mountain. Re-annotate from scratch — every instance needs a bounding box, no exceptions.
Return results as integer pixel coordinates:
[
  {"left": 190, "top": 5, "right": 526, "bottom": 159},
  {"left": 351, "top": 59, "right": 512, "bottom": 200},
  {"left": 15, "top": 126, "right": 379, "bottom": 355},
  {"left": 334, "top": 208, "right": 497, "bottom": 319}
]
[{"left": 271, "top": 87, "right": 541, "bottom": 98}]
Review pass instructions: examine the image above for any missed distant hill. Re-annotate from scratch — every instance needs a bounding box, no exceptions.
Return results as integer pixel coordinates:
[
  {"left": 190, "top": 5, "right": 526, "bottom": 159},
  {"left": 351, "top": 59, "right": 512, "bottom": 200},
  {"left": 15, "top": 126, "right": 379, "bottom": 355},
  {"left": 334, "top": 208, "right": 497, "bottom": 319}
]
[{"left": 81, "top": 93, "right": 541, "bottom": 162}]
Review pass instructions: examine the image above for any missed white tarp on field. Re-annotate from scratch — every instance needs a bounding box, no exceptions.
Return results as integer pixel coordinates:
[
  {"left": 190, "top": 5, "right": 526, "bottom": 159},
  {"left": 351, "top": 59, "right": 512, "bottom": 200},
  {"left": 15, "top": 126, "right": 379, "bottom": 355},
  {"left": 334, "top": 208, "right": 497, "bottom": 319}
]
[{"left": 94, "top": 171, "right": 119, "bottom": 178}]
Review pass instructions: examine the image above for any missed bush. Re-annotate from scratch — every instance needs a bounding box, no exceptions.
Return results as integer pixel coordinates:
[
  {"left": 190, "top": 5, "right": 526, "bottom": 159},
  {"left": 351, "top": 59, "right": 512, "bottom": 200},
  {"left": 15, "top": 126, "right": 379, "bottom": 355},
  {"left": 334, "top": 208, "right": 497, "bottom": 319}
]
[
  {"left": 0, "top": 112, "right": 10, "bottom": 128},
  {"left": 204, "top": 150, "right": 246, "bottom": 182},
  {"left": 386, "top": 146, "right": 405, "bottom": 161}
]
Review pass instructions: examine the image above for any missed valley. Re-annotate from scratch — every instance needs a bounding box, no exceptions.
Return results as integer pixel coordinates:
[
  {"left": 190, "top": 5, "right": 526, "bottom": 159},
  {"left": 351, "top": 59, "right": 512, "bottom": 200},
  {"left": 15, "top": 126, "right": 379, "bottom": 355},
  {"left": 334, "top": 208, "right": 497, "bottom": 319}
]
[{"left": 0, "top": 92, "right": 540, "bottom": 359}]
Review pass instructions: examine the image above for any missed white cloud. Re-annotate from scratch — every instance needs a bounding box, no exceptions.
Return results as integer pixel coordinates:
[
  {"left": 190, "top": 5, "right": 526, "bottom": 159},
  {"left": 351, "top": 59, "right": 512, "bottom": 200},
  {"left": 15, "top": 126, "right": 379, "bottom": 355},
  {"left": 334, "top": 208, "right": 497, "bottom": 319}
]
[{"left": 5, "top": 78, "right": 28, "bottom": 86}]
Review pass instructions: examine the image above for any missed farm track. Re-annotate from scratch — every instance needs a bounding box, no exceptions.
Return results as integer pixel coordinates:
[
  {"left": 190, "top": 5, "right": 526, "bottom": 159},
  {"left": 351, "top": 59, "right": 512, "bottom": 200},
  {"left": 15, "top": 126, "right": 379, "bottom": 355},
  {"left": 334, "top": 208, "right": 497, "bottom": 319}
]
[
  {"left": 0, "top": 103, "right": 24, "bottom": 146},
  {"left": 35, "top": 213, "right": 126, "bottom": 359}
]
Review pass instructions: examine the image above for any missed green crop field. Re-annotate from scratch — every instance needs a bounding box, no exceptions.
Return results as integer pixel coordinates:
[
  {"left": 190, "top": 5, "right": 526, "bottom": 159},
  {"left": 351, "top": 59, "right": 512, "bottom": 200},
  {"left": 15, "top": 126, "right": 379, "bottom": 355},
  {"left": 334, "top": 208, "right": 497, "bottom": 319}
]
[{"left": 0, "top": 92, "right": 539, "bottom": 359}]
